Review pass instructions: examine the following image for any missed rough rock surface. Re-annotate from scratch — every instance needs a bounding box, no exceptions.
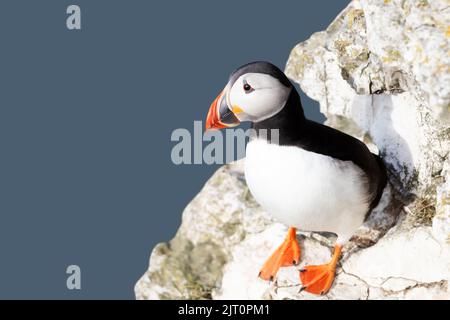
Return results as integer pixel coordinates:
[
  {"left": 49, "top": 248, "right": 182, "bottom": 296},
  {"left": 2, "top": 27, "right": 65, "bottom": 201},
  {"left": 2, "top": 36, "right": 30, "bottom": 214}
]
[{"left": 136, "top": 0, "right": 450, "bottom": 300}]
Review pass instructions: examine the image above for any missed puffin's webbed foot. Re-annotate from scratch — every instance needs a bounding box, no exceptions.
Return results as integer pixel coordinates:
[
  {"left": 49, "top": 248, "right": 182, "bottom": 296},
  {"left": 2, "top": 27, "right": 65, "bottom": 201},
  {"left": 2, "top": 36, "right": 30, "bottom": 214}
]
[
  {"left": 299, "top": 244, "right": 342, "bottom": 295},
  {"left": 258, "top": 227, "right": 300, "bottom": 281}
]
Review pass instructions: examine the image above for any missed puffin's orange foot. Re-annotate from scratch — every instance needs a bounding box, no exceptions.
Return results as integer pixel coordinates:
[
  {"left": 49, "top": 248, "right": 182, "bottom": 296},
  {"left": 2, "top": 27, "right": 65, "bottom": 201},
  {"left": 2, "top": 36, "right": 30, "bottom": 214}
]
[
  {"left": 299, "top": 244, "right": 342, "bottom": 295},
  {"left": 258, "top": 227, "right": 300, "bottom": 281},
  {"left": 300, "top": 264, "right": 336, "bottom": 295}
]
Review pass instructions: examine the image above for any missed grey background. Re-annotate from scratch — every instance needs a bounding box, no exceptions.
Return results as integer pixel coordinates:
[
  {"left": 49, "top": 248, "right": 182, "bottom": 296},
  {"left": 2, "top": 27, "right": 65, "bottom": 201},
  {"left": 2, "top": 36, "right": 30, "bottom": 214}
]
[{"left": 0, "top": 0, "right": 348, "bottom": 299}]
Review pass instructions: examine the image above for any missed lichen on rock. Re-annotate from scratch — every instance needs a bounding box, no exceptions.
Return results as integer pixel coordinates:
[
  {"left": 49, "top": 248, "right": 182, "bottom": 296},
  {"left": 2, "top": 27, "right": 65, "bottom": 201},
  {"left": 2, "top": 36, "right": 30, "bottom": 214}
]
[{"left": 136, "top": 0, "right": 450, "bottom": 300}]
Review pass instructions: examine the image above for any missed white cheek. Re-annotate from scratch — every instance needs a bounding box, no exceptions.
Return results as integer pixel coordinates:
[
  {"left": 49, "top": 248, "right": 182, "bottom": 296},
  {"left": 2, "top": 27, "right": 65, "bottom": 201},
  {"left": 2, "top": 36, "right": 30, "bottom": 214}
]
[
  {"left": 245, "top": 90, "right": 286, "bottom": 119},
  {"left": 228, "top": 73, "right": 291, "bottom": 122},
  {"left": 230, "top": 87, "right": 290, "bottom": 121}
]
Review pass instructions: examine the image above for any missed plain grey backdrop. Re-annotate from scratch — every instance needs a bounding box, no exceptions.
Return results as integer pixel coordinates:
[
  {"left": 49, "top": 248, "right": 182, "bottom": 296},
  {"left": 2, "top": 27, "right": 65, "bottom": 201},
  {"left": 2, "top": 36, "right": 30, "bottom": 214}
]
[{"left": 0, "top": 0, "right": 349, "bottom": 299}]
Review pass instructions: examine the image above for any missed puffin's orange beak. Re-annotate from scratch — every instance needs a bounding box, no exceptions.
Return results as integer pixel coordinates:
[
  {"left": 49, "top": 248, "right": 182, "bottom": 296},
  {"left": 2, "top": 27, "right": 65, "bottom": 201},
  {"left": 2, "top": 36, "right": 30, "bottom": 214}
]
[
  {"left": 205, "top": 89, "right": 240, "bottom": 131},
  {"left": 206, "top": 91, "right": 227, "bottom": 130}
]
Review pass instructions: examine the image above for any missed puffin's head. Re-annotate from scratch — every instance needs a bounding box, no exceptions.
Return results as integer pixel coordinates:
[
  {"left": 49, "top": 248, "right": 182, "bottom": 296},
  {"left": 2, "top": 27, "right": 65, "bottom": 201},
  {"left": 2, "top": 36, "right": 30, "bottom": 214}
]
[{"left": 205, "top": 61, "right": 293, "bottom": 130}]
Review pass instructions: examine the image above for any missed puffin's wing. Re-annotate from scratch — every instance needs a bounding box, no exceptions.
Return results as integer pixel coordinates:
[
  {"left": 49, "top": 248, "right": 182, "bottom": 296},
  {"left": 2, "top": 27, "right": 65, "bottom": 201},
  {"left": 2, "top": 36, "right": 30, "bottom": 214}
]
[{"left": 298, "top": 120, "right": 387, "bottom": 210}]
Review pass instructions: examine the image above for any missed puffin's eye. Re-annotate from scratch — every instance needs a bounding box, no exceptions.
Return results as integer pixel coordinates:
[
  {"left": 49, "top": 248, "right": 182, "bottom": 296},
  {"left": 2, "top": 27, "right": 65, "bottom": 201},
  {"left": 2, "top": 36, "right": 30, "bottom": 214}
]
[
  {"left": 244, "top": 80, "right": 253, "bottom": 93},
  {"left": 243, "top": 82, "right": 253, "bottom": 93}
]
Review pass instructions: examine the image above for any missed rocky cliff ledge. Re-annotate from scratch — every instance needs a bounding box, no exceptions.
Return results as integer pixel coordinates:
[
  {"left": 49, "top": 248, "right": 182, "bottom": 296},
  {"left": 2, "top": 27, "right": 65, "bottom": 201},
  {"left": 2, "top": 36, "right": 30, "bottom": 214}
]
[{"left": 136, "top": 0, "right": 450, "bottom": 300}]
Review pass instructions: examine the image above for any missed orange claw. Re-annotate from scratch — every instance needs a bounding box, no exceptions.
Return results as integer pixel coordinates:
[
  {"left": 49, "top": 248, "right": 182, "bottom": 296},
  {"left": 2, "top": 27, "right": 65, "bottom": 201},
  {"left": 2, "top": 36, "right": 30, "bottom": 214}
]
[
  {"left": 299, "top": 244, "right": 342, "bottom": 295},
  {"left": 259, "top": 227, "right": 301, "bottom": 281}
]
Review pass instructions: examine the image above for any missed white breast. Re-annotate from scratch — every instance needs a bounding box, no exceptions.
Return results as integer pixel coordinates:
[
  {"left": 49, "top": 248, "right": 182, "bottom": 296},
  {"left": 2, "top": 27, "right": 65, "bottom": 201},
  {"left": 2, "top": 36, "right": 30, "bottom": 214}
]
[{"left": 244, "top": 138, "right": 370, "bottom": 244}]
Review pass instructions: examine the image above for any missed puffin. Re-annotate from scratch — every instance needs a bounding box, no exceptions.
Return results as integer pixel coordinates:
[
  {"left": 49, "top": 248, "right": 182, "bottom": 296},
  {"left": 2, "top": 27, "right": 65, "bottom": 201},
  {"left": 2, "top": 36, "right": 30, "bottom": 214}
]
[{"left": 205, "top": 61, "right": 387, "bottom": 295}]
